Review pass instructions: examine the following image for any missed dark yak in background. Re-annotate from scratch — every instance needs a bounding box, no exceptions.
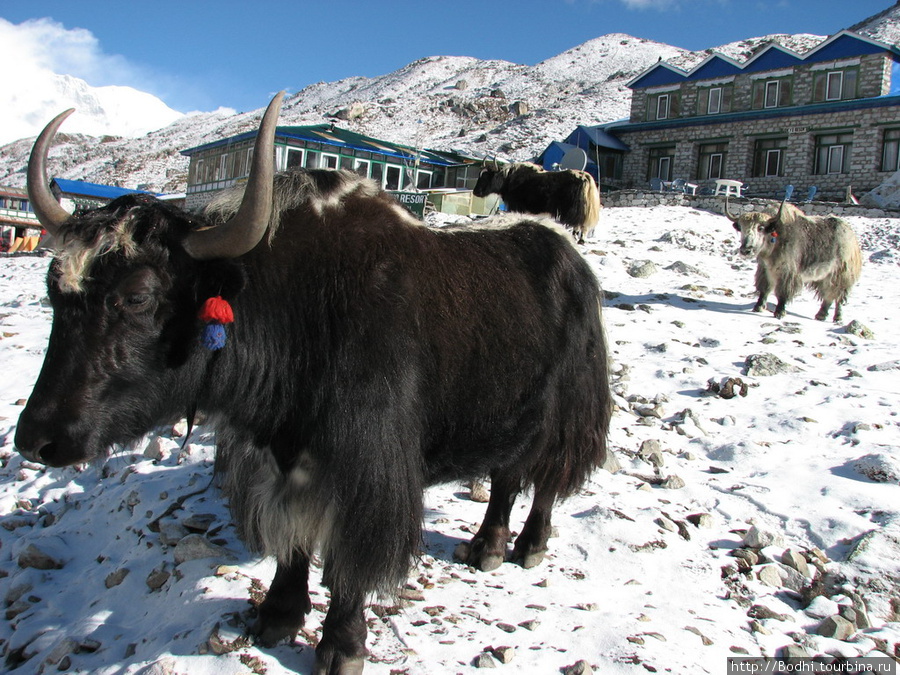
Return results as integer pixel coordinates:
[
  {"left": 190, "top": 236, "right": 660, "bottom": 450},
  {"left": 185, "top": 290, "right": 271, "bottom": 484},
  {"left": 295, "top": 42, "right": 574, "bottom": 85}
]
[
  {"left": 15, "top": 94, "right": 612, "bottom": 675},
  {"left": 473, "top": 161, "right": 602, "bottom": 244},
  {"left": 726, "top": 197, "right": 862, "bottom": 322}
]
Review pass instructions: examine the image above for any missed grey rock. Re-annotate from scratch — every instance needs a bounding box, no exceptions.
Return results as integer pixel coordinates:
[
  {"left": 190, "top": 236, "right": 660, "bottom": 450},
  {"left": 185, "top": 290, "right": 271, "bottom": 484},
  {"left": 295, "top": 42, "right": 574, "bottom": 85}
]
[
  {"left": 732, "top": 548, "right": 759, "bottom": 570},
  {"left": 43, "top": 637, "right": 79, "bottom": 666},
  {"left": 745, "top": 353, "right": 801, "bottom": 376},
  {"left": 661, "top": 475, "right": 686, "bottom": 490},
  {"left": 748, "top": 604, "right": 792, "bottom": 622},
  {"left": 687, "top": 513, "right": 713, "bottom": 528},
  {"left": 781, "top": 549, "right": 811, "bottom": 578},
  {"left": 602, "top": 450, "right": 621, "bottom": 474},
  {"left": 628, "top": 260, "right": 658, "bottom": 278},
  {"left": 655, "top": 516, "right": 679, "bottom": 532},
  {"left": 639, "top": 439, "right": 662, "bottom": 458},
  {"left": 17, "top": 542, "right": 65, "bottom": 570},
  {"left": 757, "top": 565, "right": 783, "bottom": 587},
  {"left": 469, "top": 481, "right": 490, "bottom": 503},
  {"left": 867, "top": 359, "right": 900, "bottom": 372},
  {"left": 853, "top": 453, "right": 900, "bottom": 483},
  {"left": 666, "top": 261, "right": 708, "bottom": 277},
  {"left": 563, "top": 660, "right": 594, "bottom": 675},
  {"left": 474, "top": 652, "right": 497, "bottom": 668},
  {"left": 742, "top": 525, "right": 785, "bottom": 549},
  {"left": 146, "top": 567, "right": 170, "bottom": 591},
  {"left": 491, "top": 646, "right": 516, "bottom": 664},
  {"left": 816, "top": 614, "right": 856, "bottom": 640},
  {"left": 845, "top": 320, "right": 874, "bottom": 339},
  {"left": 779, "top": 644, "right": 811, "bottom": 659},
  {"left": 158, "top": 521, "right": 189, "bottom": 547},
  {"left": 105, "top": 568, "right": 130, "bottom": 589},
  {"left": 182, "top": 513, "right": 216, "bottom": 533},
  {"left": 173, "top": 534, "right": 226, "bottom": 565}
]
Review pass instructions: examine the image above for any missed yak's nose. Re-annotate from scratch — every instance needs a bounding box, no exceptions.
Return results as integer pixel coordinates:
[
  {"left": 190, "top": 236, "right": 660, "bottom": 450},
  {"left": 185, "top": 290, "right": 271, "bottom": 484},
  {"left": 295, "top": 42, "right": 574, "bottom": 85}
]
[
  {"left": 14, "top": 419, "right": 52, "bottom": 465},
  {"left": 14, "top": 431, "right": 50, "bottom": 465}
]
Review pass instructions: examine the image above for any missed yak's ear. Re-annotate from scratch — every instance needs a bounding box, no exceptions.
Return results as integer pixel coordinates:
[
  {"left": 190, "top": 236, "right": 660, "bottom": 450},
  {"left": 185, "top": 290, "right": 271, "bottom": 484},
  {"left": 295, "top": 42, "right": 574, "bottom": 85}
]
[
  {"left": 732, "top": 222, "right": 741, "bottom": 232},
  {"left": 194, "top": 259, "right": 246, "bottom": 305}
]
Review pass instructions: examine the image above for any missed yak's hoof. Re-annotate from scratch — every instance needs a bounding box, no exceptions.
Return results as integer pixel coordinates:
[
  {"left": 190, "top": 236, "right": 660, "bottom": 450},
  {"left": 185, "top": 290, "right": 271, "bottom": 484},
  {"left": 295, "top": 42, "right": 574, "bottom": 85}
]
[
  {"left": 313, "top": 655, "right": 365, "bottom": 675},
  {"left": 520, "top": 550, "right": 547, "bottom": 569},
  {"left": 249, "top": 614, "right": 303, "bottom": 647},
  {"left": 511, "top": 544, "right": 548, "bottom": 569},
  {"left": 752, "top": 306, "right": 764, "bottom": 313},
  {"left": 454, "top": 540, "right": 505, "bottom": 572}
]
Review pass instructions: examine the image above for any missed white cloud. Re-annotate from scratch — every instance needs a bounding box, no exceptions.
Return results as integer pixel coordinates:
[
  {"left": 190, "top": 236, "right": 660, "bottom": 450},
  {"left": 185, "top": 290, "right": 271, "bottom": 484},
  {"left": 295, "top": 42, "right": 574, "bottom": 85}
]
[{"left": 0, "top": 18, "right": 182, "bottom": 145}]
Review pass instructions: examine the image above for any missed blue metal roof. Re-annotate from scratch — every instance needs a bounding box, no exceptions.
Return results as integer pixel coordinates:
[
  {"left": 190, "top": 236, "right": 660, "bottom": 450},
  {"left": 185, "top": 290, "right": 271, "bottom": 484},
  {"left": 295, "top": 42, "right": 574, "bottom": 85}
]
[
  {"left": 628, "top": 30, "right": 900, "bottom": 90},
  {"left": 182, "top": 124, "right": 463, "bottom": 167},
  {"left": 565, "top": 125, "right": 630, "bottom": 152},
  {"left": 52, "top": 179, "right": 156, "bottom": 200}
]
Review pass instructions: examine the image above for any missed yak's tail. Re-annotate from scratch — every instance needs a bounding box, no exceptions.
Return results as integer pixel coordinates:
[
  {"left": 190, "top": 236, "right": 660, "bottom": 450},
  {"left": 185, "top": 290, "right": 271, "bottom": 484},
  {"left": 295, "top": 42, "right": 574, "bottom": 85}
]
[{"left": 572, "top": 172, "right": 602, "bottom": 244}]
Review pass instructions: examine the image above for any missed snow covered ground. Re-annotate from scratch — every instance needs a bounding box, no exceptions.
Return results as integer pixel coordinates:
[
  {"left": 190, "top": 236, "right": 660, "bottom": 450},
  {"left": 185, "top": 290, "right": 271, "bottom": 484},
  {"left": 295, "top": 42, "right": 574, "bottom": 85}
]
[{"left": 0, "top": 204, "right": 898, "bottom": 674}]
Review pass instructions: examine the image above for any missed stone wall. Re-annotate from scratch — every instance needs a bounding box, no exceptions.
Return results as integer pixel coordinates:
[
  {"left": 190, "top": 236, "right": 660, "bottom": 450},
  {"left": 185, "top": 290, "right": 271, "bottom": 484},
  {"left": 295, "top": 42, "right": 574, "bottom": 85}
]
[{"left": 602, "top": 188, "right": 900, "bottom": 219}]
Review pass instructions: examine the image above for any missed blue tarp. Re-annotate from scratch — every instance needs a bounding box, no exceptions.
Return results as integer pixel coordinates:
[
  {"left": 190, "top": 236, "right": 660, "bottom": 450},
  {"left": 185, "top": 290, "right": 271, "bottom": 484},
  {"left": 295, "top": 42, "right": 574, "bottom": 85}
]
[{"left": 52, "top": 179, "right": 156, "bottom": 200}]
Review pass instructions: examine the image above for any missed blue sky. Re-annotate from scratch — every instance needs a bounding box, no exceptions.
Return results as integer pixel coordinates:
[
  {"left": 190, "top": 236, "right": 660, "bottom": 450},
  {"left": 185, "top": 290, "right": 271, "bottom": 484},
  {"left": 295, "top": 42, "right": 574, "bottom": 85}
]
[{"left": 1, "top": 0, "right": 893, "bottom": 114}]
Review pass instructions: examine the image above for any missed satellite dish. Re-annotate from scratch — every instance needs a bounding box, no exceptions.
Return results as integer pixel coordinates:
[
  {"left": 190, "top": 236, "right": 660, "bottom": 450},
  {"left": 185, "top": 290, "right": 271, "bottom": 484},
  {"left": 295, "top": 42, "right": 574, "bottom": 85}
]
[{"left": 559, "top": 147, "right": 588, "bottom": 171}]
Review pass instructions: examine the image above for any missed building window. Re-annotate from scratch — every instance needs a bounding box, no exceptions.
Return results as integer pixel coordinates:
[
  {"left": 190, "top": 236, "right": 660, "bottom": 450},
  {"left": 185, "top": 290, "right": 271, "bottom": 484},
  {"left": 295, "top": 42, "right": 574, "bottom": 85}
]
[
  {"left": 814, "top": 133, "right": 852, "bottom": 175},
  {"left": 752, "top": 78, "right": 792, "bottom": 109},
  {"left": 752, "top": 138, "right": 788, "bottom": 177},
  {"left": 881, "top": 129, "right": 900, "bottom": 172},
  {"left": 648, "top": 146, "right": 675, "bottom": 181},
  {"left": 698, "top": 142, "right": 727, "bottom": 180},
  {"left": 698, "top": 85, "right": 732, "bottom": 115},
  {"left": 647, "top": 92, "right": 679, "bottom": 121},
  {"left": 286, "top": 148, "right": 305, "bottom": 169},
  {"left": 416, "top": 169, "right": 433, "bottom": 190},
  {"left": 353, "top": 158, "right": 371, "bottom": 177},
  {"left": 813, "top": 68, "right": 858, "bottom": 102},
  {"left": 765, "top": 81, "right": 779, "bottom": 108}
]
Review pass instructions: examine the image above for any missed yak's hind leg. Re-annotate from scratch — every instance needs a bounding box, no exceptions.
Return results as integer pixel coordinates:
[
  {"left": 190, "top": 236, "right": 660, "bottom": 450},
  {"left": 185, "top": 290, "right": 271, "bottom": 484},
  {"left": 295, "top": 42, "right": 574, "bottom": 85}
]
[
  {"left": 250, "top": 549, "right": 312, "bottom": 645},
  {"left": 511, "top": 483, "right": 557, "bottom": 569},
  {"left": 455, "top": 471, "right": 519, "bottom": 572},
  {"left": 313, "top": 586, "right": 366, "bottom": 675}
]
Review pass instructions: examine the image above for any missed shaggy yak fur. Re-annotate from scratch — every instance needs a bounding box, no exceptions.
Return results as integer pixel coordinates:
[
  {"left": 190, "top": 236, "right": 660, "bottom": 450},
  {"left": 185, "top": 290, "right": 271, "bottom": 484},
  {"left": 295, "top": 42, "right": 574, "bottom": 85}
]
[
  {"left": 16, "top": 168, "right": 612, "bottom": 674},
  {"left": 728, "top": 200, "right": 862, "bottom": 322},
  {"left": 473, "top": 162, "right": 602, "bottom": 244}
]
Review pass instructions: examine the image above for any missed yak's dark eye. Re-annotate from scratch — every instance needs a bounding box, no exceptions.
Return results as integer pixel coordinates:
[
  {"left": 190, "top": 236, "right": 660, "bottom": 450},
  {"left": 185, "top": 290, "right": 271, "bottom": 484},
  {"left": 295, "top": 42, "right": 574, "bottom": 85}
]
[
  {"left": 125, "top": 294, "right": 152, "bottom": 308},
  {"left": 111, "top": 267, "right": 163, "bottom": 313}
]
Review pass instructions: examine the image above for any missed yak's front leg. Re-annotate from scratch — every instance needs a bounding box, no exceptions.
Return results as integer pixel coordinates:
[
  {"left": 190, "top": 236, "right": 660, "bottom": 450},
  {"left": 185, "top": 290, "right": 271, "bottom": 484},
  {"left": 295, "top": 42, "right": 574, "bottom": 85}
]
[
  {"left": 314, "top": 587, "right": 366, "bottom": 675},
  {"left": 455, "top": 471, "right": 519, "bottom": 572},
  {"left": 753, "top": 265, "right": 772, "bottom": 313},
  {"left": 251, "top": 549, "right": 312, "bottom": 645},
  {"left": 511, "top": 483, "right": 557, "bottom": 569}
]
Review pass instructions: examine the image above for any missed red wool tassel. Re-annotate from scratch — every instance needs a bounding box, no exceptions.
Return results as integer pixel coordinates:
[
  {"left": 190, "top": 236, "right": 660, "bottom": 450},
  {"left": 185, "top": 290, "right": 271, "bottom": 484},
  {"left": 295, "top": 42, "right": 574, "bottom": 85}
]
[{"left": 198, "top": 296, "right": 234, "bottom": 324}]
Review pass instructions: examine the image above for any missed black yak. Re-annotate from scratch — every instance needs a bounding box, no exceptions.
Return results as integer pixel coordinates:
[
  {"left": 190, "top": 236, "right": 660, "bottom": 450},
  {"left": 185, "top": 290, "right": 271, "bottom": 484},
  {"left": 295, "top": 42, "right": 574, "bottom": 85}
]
[
  {"left": 15, "top": 94, "right": 612, "bottom": 675},
  {"left": 473, "top": 162, "right": 602, "bottom": 244},
  {"left": 726, "top": 197, "right": 862, "bottom": 322}
]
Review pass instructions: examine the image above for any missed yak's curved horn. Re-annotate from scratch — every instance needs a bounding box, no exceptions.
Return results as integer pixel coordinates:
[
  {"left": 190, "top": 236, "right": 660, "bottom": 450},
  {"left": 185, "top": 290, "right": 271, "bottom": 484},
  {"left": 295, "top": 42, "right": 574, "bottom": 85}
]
[
  {"left": 182, "top": 91, "right": 285, "bottom": 260},
  {"left": 723, "top": 195, "right": 739, "bottom": 223},
  {"left": 27, "top": 108, "right": 75, "bottom": 237},
  {"left": 773, "top": 196, "right": 788, "bottom": 223}
]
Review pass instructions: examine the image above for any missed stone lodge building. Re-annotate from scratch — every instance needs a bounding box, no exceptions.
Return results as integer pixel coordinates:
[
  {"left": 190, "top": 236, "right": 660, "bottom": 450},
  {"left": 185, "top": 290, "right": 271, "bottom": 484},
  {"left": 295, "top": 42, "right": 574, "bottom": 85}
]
[{"left": 600, "top": 30, "right": 900, "bottom": 201}]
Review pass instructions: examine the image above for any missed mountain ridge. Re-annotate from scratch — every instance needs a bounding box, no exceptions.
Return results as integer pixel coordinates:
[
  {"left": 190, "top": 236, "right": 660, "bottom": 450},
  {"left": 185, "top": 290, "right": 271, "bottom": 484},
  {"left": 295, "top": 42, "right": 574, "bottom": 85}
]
[{"left": 1, "top": 4, "right": 898, "bottom": 195}]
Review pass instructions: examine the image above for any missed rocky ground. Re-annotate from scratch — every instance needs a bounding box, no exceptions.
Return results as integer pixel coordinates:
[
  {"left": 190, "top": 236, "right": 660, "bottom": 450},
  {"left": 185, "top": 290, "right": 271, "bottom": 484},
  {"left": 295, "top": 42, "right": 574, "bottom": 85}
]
[{"left": 0, "top": 204, "right": 898, "bottom": 674}]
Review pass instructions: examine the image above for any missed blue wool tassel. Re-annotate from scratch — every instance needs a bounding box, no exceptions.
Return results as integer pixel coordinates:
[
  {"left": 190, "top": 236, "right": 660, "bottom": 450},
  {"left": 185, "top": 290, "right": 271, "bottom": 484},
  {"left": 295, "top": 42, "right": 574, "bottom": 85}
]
[{"left": 201, "top": 323, "right": 227, "bottom": 351}]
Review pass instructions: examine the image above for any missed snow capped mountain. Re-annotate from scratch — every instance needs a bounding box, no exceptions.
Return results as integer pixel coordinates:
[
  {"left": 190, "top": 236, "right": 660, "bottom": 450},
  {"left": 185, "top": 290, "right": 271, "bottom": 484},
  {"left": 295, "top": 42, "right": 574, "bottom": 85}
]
[
  {"left": 2, "top": 71, "right": 183, "bottom": 146},
  {"left": 0, "top": 5, "right": 897, "bottom": 195}
]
